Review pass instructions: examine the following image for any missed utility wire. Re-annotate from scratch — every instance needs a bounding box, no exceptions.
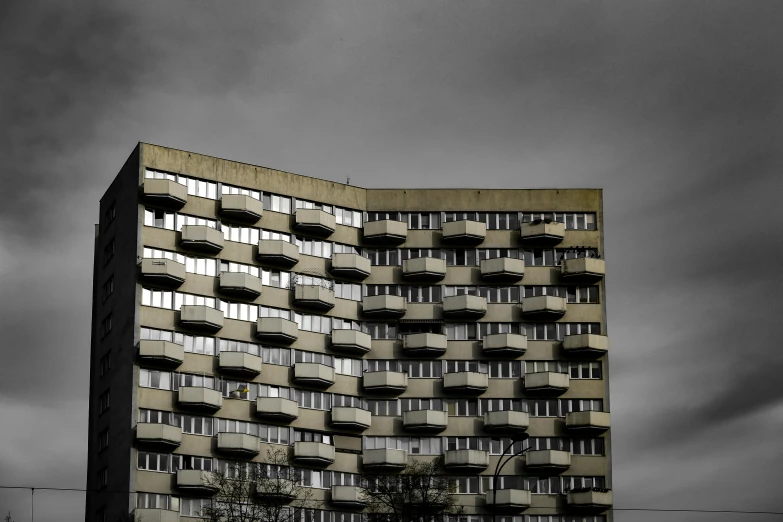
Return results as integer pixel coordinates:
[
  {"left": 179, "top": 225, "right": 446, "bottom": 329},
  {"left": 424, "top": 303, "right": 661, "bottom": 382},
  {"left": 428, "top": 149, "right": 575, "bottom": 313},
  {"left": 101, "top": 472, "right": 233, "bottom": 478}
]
[{"left": 1, "top": 485, "right": 782, "bottom": 516}]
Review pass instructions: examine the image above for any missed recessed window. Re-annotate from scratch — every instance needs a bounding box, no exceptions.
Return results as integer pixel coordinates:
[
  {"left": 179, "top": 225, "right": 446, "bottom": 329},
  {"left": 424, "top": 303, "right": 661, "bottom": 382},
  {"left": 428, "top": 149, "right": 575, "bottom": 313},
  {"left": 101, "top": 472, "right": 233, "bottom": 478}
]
[
  {"left": 103, "top": 238, "right": 115, "bottom": 265},
  {"left": 100, "top": 314, "right": 113, "bottom": 338},
  {"left": 102, "top": 276, "right": 114, "bottom": 302},
  {"left": 99, "top": 351, "right": 111, "bottom": 377},
  {"left": 98, "top": 389, "right": 110, "bottom": 415},
  {"left": 97, "top": 467, "right": 108, "bottom": 489},
  {"left": 98, "top": 429, "right": 109, "bottom": 452},
  {"left": 104, "top": 203, "right": 116, "bottom": 229}
]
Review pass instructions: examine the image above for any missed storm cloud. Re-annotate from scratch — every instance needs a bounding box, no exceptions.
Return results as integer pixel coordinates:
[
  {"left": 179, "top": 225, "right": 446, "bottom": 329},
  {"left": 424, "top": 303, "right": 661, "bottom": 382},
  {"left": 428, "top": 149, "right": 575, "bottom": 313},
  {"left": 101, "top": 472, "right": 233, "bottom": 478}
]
[{"left": 1, "top": 1, "right": 782, "bottom": 520}]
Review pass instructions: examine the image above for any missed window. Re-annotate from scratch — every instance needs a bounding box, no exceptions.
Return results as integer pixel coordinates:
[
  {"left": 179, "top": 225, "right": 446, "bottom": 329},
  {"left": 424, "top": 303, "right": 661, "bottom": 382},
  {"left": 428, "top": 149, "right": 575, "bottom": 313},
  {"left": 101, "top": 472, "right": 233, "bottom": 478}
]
[
  {"left": 137, "top": 451, "right": 170, "bottom": 472},
  {"left": 102, "top": 276, "right": 114, "bottom": 302},
  {"left": 294, "top": 350, "right": 334, "bottom": 366},
  {"left": 104, "top": 203, "right": 116, "bottom": 228},
  {"left": 446, "top": 361, "right": 488, "bottom": 374},
  {"left": 103, "top": 238, "right": 115, "bottom": 265},
  {"left": 401, "top": 398, "right": 445, "bottom": 412},
  {"left": 400, "top": 248, "right": 442, "bottom": 260},
  {"left": 365, "top": 249, "right": 400, "bottom": 266},
  {"left": 520, "top": 212, "right": 597, "bottom": 230},
  {"left": 180, "top": 497, "right": 211, "bottom": 517},
  {"left": 98, "top": 390, "right": 110, "bottom": 415},
  {"left": 258, "top": 384, "right": 294, "bottom": 400},
  {"left": 561, "top": 399, "right": 604, "bottom": 414},
  {"left": 97, "top": 468, "right": 108, "bottom": 489},
  {"left": 366, "top": 212, "right": 403, "bottom": 222},
  {"left": 100, "top": 314, "right": 113, "bottom": 338},
  {"left": 525, "top": 361, "right": 568, "bottom": 374},
  {"left": 479, "top": 398, "right": 527, "bottom": 413},
  {"left": 363, "top": 323, "right": 398, "bottom": 340},
  {"left": 443, "top": 249, "right": 477, "bottom": 266},
  {"left": 363, "top": 436, "right": 442, "bottom": 454},
  {"left": 99, "top": 351, "right": 111, "bottom": 377},
  {"left": 446, "top": 437, "right": 491, "bottom": 451},
  {"left": 404, "top": 285, "right": 442, "bottom": 303},
  {"left": 145, "top": 247, "right": 217, "bottom": 276},
  {"left": 569, "top": 361, "right": 603, "bottom": 379},
  {"left": 368, "top": 400, "right": 400, "bottom": 416},
  {"left": 444, "top": 323, "right": 477, "bottom": 340},
  {"left": 335, "top": 357, "right": 362, "bottom": 377},
  {"left": 407, "top": 212, "right": 441, "bottom": 230},
  {"left": 404, "top": 361, "right": 443, "bottom": 378},
  {"left": 139, "top": 369, "right": 174, "bottom": 390},
  {"left": 334, "top": 282, "right": 362, "bottom": 301},
  {"left": 139, "top": 408, "right": 179, "bottom": 426},
  {"left": 261, "top": 346, "right": 291, "bottom": 366},
  {"left": 295, "top": 390, "right": 332, "bottom": 411},
  {"left": 365, "top": 360, "right": 404, "bottom": 372},
  {"left": 294, "top": 430, "right": 332, "bottom": 444},
  {"left": 477, "top": 248, "right": 520, "bottom": 262},
  {"left": 96, "top": 507, "right": 106, "bottom": 522},
  {"left": 525, "top": 285, "right": 599, "bottom": 304},
  {"left": 478, "top": 286, "right": 521, "bottom": 303},
  {"left": 332, "top": 394, "right": 367, "bottom": 409},
  {"left": 137, "top": 492, "right": 175, "bottom": 510},
  {"left": 526, "top": 322, "right": 601, "bottom": 341},
  {"left": 221, "top": 183, "right": 260, "bottom": 200},
  {"left": 452, "top": 476, "right": 481, "bottom": 494},
  {"left": 488, "top": 361, "right": 522, "bottom": 378},
  {"left": 222, "top": 223, "right": 261, "bottom": 245},
  {"left": 529, "top": 399, "right": 560, "bottom": 417},
  {"left": 180, "top": 414, "right": 213, "bottom": 436},
  {"left": 263, "top": 193, "right": 293, "bottom": 214},
  {"left": 446, "top": 399, "right": 480, "bottom": 417},
  {"left": 568, "top": 438, "right": 605, "bottom": 456},
  {"left": 98, "top": 429, "right": 109, "bottom": 452}
]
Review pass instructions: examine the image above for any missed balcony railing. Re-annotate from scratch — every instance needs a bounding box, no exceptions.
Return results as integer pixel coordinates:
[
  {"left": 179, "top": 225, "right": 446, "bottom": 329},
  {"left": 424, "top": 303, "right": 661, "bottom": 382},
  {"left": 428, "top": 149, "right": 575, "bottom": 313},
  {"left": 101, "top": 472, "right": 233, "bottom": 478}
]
[
  {"left": 479, "top": 257, "right": 525, "bottom": 281},
  {"left": 363, "top": 371, "right": 408, "bottom": 394},
  {"left": 442, "top": 294, "right": 487, "bottom": 319},
  {"left": 294, "top": 285, "right": 336, "bottom": 311},
  {"left": 292, "top": 442, "right": 336, "bottom": 466},
  {"left": 524, "top": 449, "right": 571, "bottom": 471},
  {"left": 216, "top": 432, "right": 261, "bottom": 457},
  {"left": 560, "top": 257, "right": 605, "bottom": 282},
  {"left": 562, "top": 334, "right": 608, "bottom": 357},
  {"left": 138, "top": 340, "right": 185, "bottom": 367},
  {"left": 293, "top": 363, "right": 336, "bottom": 388},
  {"left": 294, "top": 209, "right": 336, "bottom": 236},
  {"left": 179, "top": 305, "right": 224, "bottom": 332},
  {"left": 362, "top": 448, "right": 408, "bottom": 470},
  {"left": 402, "top": 257, "right": 447, "bottom": 281},
  {"left": 363, "top": 219, "right": 408, "bottom": 244},
  {"left": 483, "top": 410, "right": 529, "bottom": 434},
  {"left": 482, "top": 333, "right": 527, "bottom": 357},
  {"left": 484, "top": 489, "right": 532, "bottom": 512},
  {"left": 136, "top": 422, "right": 182, "bottom": 449},
  {"left": 331, "top": 329, "right": 372, "bottom": 355},
  {"left": 523, "top": 372, "right": 570, "bottom": 395},
  {"left": 330, "top": 253, "right": 372, "bottom": 280},
  {"left": 330, "top": 406, "right": 372, "bottom": 431},
  {"left": 444, "top": 449, "right": 489, "bottom": 471},
  {"left": 218, "top": 351, "right": 262, "bottom": 377},
  {"left": 566, "top": 489, "right": 613, "bottom": 511},
  {"left": 403, "top": 332, "right": 447, "bottom": 356},
  {"left": 443, "top": 371, "right": 489, "bottom": 394},
  {"left": 257, "top": 239, "right": 300, "bottom": 268},
  {"left": 256, "top": 317, "right": 299, "bottom": 344},
  {"left": 255, "top": 397, "right": 298, "bottom": 422},
  {"left": 219, "top": 194, "right": 264, "bottom": 223},
  {"left": 402, "top": 410, "right": 448, "bottom": 432},
  {"left": 330, "top": 485, "right": 366, "bottom": 508},
  {"left": 565, "top": 411, "right": 611, "bottom": 433},
  {"left": 520, "top": 295, "right": 567, "bottom": 319},
  {"left": 519, "top": 220, "right": 565, "bottom": 245},
  {"left": 142, "top": 178, "right": 188, "bottom": 209},
  {"left": 175, "top": 470, "right": 218, "bottom": 495},
  {"left": 441, "top": 220, "right": 487, "bottom": 244},
  {"left": 180, "top": 225, "right": 225, "bottom": 253},
  {"left": 362, "top": 295, "right": 407, "bottom": 318},
  {"left": 218, "top": 272, "right": 263, "bottom": 299},
  {"left": 140, "top": 258, "right": 186, "bottom": 287},
  {"left": 177, "top": 386, "right": 223, "bottom": 412}
]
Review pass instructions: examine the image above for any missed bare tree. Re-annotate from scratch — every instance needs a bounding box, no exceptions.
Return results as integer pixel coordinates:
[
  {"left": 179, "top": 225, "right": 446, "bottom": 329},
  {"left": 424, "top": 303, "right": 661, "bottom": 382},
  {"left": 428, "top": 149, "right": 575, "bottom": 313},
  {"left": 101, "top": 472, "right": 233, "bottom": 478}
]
[
  {"left": 359, "top": 457, "right": 463, "bottom": 522},
  {"left": 199, "top": 447, "right": 318, "bottom": 522}
]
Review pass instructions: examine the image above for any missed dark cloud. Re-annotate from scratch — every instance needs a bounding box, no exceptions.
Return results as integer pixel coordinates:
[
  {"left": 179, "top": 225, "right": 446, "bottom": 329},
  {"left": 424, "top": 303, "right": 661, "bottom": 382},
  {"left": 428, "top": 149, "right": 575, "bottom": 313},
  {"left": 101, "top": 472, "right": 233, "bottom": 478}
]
[{"left": 2, "top": 0, "right": 783, "bottom": 520}]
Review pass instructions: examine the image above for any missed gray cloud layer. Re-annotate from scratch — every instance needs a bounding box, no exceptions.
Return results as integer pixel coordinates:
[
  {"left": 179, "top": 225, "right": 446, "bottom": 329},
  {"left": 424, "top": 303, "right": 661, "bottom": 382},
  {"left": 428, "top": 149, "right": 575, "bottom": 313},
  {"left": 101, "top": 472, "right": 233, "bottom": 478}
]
[{"left": 1, "top": 0, "right": 782, "bottom": 520}]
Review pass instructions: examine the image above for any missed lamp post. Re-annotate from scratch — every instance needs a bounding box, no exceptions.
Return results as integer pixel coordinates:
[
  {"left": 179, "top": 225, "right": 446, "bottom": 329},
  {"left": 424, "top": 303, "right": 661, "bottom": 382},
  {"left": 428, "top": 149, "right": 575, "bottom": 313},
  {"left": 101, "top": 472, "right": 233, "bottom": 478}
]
[{"left": 490, "top": 434, "right": 531, "bottom": 522}]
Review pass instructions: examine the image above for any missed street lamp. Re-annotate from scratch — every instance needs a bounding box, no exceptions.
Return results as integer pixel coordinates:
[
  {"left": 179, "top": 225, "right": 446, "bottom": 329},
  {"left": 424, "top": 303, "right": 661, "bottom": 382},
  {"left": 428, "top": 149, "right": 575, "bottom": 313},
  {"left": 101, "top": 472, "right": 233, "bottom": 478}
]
[{"left": 490, "top": 434, "right": 531, "bottom": 522}]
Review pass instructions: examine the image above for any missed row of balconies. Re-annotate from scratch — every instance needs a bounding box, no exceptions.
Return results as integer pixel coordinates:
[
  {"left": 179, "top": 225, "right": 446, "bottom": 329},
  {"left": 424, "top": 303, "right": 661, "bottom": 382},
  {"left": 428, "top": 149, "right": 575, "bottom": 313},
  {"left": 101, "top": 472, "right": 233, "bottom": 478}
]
[
  {"left": 143, "top": 180, "right": 586, "bottom": 248},
  {"left": 143, "top": 315, "right": 607, "bottom": 366},
  {"left": 138, "top": 404, "right": 609, "bottom": 451},
  {"left": 136, "top": 484, "right": 610, "bottom": 522},
  {"left": 142, "top": 251, "right": 604, "bottom": 287}
]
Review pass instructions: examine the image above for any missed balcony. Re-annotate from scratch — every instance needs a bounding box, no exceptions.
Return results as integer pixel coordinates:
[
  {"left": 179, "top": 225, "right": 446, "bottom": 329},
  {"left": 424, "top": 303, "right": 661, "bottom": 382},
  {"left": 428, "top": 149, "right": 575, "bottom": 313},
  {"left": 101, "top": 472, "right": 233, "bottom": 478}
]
[
  {"left": 562, "top": 334, "right": 609, "bottom": 357},
  {"left": 175, "top": 469, "right": 218, "bottom": 495},
  {"left": 138, "top": 340, "right": 185, "bottom": 368},
  {"left": 566, "top": 489, "right": 613, "bottom": 511},
  {"left": 363, "top": 219, "right": 408, "bottom": 244},
  {"left": 442, "top": 220, "right": 487, "bottom": 244},
  {"left": 480, "top": 257, "right": 525, "bottom": 281},
  {"left": 218, "top": 272, "right": 263, "bottom": 299},
  {"left": 330, "top": 253, "right": 372, "bottom": 280},
  {"left": 523, "top": 372, "right": 570, "bottom": 395},
  {"left": 330, "top": 406, "right": 372, "bottom": 431},
  {"left": 482, "top": 333, "right": 527, "bottom": 357},
  {"left": 443, "top": 372, "right": 489, "bottom": 395},
  {"left": 519, "top": 220, "right": 565, "bottom": 245},
  {"left": 257, "top": 239, "right": 300, "bottom": 268},
  {"left": 444, "top": 449, "right": 489, "bottom": 471},
  {"left": 218, "top": 351, "right": 262, "bottom": 377},
  {"left": 255, "top": 397, "right": 299, "bottom": 422},
  {"left": 403, "top": 333, "right": 447, "bottom": 357},
  {"left": 136, "top": 422, "right": 182, "bottom": 449},
  {"left": 219, "top": 194, "right": 263, "bottom": 223},
  {"left": 565, "top": 411, "right": 611, "bottom": 433},
  {"left": 177, "top": 386, "right": 223, "bottom": 412},
  {"left": 520, "top": 295, "right": 567, "bottom": 320},
  {"left": 483, "top": 411, "right": 530, "bottom": 434},
  {"left": 402, "top": 410, "right": 448, "bottom": 432},
  {"left": 142, "top": 178, "right": 188, "bottom": 209},
  {"left": 294, "top": 209, "right": 336, "bottom": 236},
  {"left": 293, "top": 363, "right": 336, "bottom": 388},
  {"left": 484, "top": 489, "right": 532, "bottom": 512},
  {"left": 362, "top": 294, "right": 407, "bottom": 318},
  {"left": 363, "top": 371, "right": 408, "bottom": 394},
  {"left": 402, "top": 257, "right": 447, "bottom": 282},
  {"left": 180, "top": 225, "right": 224, "bottom": 253},
  {"left": 331, "top": 329, "right": 372, "bottom": 355},
  {"left": 525, "top": 449, "right": 571, "bottom": 471},
  {"left": 292, "top": 441, "right": 336, "bottom": 466},
  {"left": 139, "top": 258, "right": 186, "bottom": 287},
  {"left": 362, "top": 448, "right": 408, "bottom": 470},
  {"left": 256, "top": 317, "right": 299, "bottom": 344},
  {"left": 179, "top": 305, "right": 224, "bottom": 332},
  {"left": 133, "top": 509, "right": 180, "bottom": 522},
  {"left": 442, "top": 294, "right": 487, "bottom": 319},
  {"left": 216, "top": 432, "right": 260, "bottom": 457},
  {"left": 330, "top": 485, "right": 366, "bottom": 508},
  {"left": 561, "top": 257, "right": 605, "bottom": 282},
  {"left": 294, "top": 285, "right": 336, "bottom": 311},
  {"left": 253, "top": 482, "right": 297, "bottom": 504}
]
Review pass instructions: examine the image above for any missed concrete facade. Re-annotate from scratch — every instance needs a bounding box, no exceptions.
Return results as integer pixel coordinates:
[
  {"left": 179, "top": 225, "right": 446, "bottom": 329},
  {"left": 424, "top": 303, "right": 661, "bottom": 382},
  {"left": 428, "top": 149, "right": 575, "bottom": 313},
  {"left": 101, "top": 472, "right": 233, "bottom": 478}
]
[{"left": 87, "top": 143, "right": 611, "bottom": 522}]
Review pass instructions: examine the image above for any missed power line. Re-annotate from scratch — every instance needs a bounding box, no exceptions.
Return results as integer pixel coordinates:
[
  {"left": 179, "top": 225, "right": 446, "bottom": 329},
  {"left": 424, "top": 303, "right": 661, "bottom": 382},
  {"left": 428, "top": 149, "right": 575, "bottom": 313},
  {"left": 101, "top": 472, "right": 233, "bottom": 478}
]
[{"left": 1, "top": 485, "right": 782, "bottom": 516}]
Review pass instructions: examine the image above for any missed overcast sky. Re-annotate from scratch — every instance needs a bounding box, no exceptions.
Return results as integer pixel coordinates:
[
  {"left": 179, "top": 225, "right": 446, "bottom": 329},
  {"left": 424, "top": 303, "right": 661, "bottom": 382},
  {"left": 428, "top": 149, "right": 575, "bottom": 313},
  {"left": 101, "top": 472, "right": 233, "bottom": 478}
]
[{"left": 1, "top": 0, "right": 783, "bottom": 521}]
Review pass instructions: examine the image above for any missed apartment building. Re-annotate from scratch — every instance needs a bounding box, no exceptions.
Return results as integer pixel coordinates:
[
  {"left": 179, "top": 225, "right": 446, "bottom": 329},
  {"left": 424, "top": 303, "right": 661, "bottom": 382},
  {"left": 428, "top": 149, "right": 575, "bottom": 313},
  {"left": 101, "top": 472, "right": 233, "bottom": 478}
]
[{"left": 86, "top": 143, "right": 611, "bottom": 522}]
